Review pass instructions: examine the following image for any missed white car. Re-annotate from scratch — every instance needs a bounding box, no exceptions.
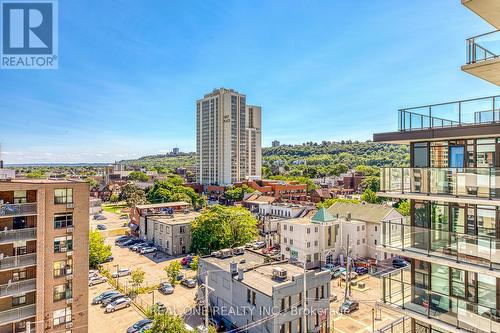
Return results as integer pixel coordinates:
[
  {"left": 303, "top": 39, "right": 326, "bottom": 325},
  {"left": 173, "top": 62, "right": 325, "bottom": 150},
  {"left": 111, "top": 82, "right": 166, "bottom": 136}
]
[
  {"left": 341, "top": 271, "right": 358, "bottom": 281},
  {"left": 252, "top": 241, "right": 265, "bottom": 250},
  {"left": 89, "top": 275, "right": 107, "bottom": 286},
  {"left": 140, "top": 247, "right": 157, "bottom": 254},
  {"left": 105, "top": 297, "right": 131, "bottom": 312},
  {"left": 112, "top": 268, "right": 131, "bottom": 278}
]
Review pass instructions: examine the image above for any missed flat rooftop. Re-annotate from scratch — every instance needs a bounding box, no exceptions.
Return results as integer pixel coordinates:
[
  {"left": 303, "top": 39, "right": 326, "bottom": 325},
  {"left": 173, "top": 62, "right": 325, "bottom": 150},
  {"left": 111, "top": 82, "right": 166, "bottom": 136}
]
[
  {"left": 0, "top": 179, "right": 86, "bottom": 184},
  {"left": 203, "top": 250, "right": 310, "bottom": 296},
  {"left": 149, "top": 211, "right": 200, "bottom": 225},
  {"left": 135, "top": 201, "right": 190, "bottom": 209}
]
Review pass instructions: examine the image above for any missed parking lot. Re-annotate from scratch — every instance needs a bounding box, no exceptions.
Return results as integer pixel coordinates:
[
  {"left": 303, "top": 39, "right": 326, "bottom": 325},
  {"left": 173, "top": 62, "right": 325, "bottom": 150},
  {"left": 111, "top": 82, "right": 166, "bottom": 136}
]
[
  {"left": 329, "top": 274, "right": 403, "bottom": 333},
  {"left": 89, "top": 281, "right": 145, "bottom": 333},
  {"left": 90, "top": 210, "right": 129, "bottom": 231},
  {"left": 99, "top": 236, "right": 203, "bottom": 326}
]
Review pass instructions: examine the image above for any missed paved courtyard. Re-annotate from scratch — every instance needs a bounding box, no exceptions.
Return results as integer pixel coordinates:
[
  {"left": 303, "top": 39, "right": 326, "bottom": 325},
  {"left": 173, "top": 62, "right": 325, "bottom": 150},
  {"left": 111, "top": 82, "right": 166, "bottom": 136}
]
[{"left": 330, "top": 274, "right": 403, "bottom": 333}]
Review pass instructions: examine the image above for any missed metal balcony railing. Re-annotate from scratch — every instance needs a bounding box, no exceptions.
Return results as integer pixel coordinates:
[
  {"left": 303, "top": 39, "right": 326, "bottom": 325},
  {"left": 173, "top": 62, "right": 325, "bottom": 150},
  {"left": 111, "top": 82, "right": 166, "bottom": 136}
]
[
  {"left": 0, "top": 304, "right": 36, "bottom": 325},
  {"left": 0, "top": 279, "right": 36, "bottom": 298},
  {"left": 0, "top": 254, "right": 37, "bottom": 271},
  {"left": 382, "top": 269, "right": 500, "bottom": 333},
  {"left": 466, "top": 30, "right": 500, "bottom": 64},
  {"left": 380, "top": 219, "right": 500, "bottom": 270},
  {"left": 380, "top": 167, "right": 500, "bottom": 200},
  {"left": 0, "top": 228, "right": 37, "bottom": 245},
  {"left": 398, "top": 95, "right": 500, "bottom": 131},
  {"left": 0, "top": 203, "right": 37, "bottom": 218}
]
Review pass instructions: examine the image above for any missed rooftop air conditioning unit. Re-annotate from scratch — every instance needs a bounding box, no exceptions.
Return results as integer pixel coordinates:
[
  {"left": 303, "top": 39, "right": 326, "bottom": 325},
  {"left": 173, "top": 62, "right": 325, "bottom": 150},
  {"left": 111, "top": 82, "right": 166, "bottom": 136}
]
[
  {"left": 66, "top": 203, "right": 74, "bottom": 209},
  {"left": 65, "top": 322, "right": 73, "bottom": 329},
  {"left": 272, "top": 267, "right": 287, "bottom": 280},
  {"left": 66, "top": 251, "right": 73, "bottom": 257},
  {"left": 66, "top": 298, "right": 73, "bottom": 305}
]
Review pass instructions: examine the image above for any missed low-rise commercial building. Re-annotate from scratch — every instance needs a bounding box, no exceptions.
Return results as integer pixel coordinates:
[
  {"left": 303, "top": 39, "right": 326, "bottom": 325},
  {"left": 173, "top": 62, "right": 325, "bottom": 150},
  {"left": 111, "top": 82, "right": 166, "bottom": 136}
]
[
  {"left": 198, "top": 250, "right": 330, "bottom": 333},
  {"left": 129, "top": 201, "right": 191, "bottom": 236}
]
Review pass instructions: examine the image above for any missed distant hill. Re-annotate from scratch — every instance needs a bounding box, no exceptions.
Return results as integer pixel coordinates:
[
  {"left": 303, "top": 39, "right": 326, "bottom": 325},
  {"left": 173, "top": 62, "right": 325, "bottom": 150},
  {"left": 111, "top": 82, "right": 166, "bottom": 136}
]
[{"left": 120, "top": 141, "right": 409, "bottom": 175}]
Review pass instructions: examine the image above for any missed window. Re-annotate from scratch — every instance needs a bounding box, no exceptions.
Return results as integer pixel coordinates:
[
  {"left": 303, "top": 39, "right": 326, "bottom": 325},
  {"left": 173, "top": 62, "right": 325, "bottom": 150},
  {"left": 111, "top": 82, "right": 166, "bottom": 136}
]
[
  {"left": 413, "top": 142, "right": 429, "bottom": 168},
  {"left": 307, "top": 242, "right": 310, "bottom": 248},
  {"left": 357, "top": 226, "right": 360, "bottom": 232},
  {"left": 284, "top": 224, "right": 287, "bottom": 231},
  {"left": 54, "top": 283, "right": 72, "bottom": 302},
  {"left": 54, "top": 236, "right": 73, "bottom": 253},
  {"left": 13, "top": 191, "right": 27, "bottom": 204},
  {"left": 160, "top": 225, "right": 164, "bottom": 232},
  {"left": 154, "top": 223, "right": 158, "bottom": 231},
  {"left": 375, "top": 226, "right": 378, "bottom": 232},
  {"left": 12, "top": 294, "right": 26, "bottom": 306},
  {"left": 357, "top": 240, "right": 360, "bottom": 245},
  {"left": 289, "top": 226, "right": 293, "bottom": 232},
  {"left": 290, "top": 239, "right": 293, "bottom": 245},
  {"left": 362, "top": 238, "right": 365, "bottom": 244},
  {"left": 362, "top": 225, "right": 365, "bottom": 231},
  {"left": 306, "top": 254, "right": 311, "bottom": 262},
  {"left": 54, "top": 189, "right": 73, "bottom": 204},
  {"left": 54, "top": 259, "right": 72, "bottom": 277},
  {"left": 53, "top": 307, "right": 72, "bottom": 326},
  {"left": 307, "top": 228, "right": 310, "bottom": 234},
  {"left": 54, "top": 213, "right": 73, "bottom": 229},
  {"left": 314, "top": 240, "right": 318, "bottom": 246},
  {"left": 284, "top": 237, "right": 287, "bottom": 244},
  {"left": 374, "top": 239, "right": 377, "bottom": 245},
  {"left": 180, "top": 237, "right": 184, "bottom": 245},
  {"left": 13, "top": 268, "right": 27, "bottom": 282},
  {"left": 180, "top": 226, "right": 186, "bottom": 234},
  {"left": 314, "top": 227, "right": 318, "bottom": 233}
]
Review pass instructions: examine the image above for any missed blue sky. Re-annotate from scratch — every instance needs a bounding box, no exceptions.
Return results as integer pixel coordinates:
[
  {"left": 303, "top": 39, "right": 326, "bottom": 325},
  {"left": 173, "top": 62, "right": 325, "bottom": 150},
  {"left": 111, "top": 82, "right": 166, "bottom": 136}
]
[{"left": 1, "top": 0, "right": 499, "bottom": 164}]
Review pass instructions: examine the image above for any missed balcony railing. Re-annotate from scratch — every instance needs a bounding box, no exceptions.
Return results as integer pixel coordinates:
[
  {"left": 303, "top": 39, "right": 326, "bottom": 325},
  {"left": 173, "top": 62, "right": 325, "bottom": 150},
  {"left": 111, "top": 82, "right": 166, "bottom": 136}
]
[
  {"left": 380, "top": 167, "right": 500, "bottom": 200},
  {"left": 382, "top": 269, "right": 500, "bottom": 333},
  {"left": 0, "top": 279, "right": 36, "bottom": 298},
  {"left": 380, "top": 219, "right": 500, "bottom": 270},
  {"left": 0, "top": 203, "right": 37, "bottom": 218},
  {"left": 398, "top": 95, "right": 500, "bottom": 131},
  {"left": 0, "top": 228, "right": 36, "bottom": 245},
  {"left": 466, "top": 30, "right": 500, "bottom": 65},
  {"left": 0, "top": 304, "right": 36, "bottom": 326},
  {"left": 0, "top": 254, "right": 37, "bottom": 271}
]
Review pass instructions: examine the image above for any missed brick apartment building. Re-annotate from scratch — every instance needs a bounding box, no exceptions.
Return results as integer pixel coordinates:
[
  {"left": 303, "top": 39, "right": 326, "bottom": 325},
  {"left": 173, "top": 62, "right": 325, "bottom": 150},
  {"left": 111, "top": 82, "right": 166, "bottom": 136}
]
[{"left": 0, "top": 179, "right": 89, "bottom": 333}]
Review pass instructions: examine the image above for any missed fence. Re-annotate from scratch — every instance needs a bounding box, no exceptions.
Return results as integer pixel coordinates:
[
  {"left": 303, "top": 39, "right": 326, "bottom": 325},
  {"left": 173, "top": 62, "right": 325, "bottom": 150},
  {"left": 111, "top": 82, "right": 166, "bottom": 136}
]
[{"left": 374, "top": 316, "right": 412, "bottom": 333}]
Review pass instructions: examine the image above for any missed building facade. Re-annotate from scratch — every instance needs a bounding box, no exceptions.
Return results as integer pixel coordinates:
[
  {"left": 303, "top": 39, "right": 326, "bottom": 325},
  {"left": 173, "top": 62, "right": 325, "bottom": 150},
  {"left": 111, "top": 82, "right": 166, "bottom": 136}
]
[
  {"left": 196, "top": 88, "right": 262, "bottom": 185},
  {"left": 0, "top": 179, "right": 89, "bottom": 333},
  {"left": 198, "top": 250, "right": 330, "bottom": 333},
  {"left": 374, "top": 3, "right": 500, "bottom": 332}
]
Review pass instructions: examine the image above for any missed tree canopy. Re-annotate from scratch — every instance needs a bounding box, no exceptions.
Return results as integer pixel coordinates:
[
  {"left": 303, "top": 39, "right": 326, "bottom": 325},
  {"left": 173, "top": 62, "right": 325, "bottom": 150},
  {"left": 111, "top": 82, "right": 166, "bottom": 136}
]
[
  {"left": 128, "top": 171, "right": 149, "bottom": 182},
  {"left": 89, "top": 229, "right": 112, "bottom": 268},
  {"left": 120, "top": 183, "right": 147, "bottom": 207},
  {"left": 191, "top": 205, "right": 258, "bottom": 255},
  {"left": 147, "top": 177, "right": 205, "bottom": 208}
]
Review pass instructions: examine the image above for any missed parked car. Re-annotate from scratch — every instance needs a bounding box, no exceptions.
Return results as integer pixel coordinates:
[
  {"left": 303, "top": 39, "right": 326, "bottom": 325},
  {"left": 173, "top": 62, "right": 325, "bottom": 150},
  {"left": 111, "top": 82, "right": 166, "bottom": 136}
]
[
  {"left": 89, "top": 270, "right": 99, "bottom": 278},
  {"left": 96, "top": 224, "right": 107, "bottom": 230},
  {"left": 341, "top": 271, "right": 358, "bottom": 281},
  {"left": 112, "top": 268, "right": 131, "bottom": 278},
  {"left": 180, "top": 254, "right": 195, "bottom": 265},
  {"left": 181, "top": 278, "right": 197, "bottom": 288},
  {"left": 176, "top": 272, "right": 184, "bottom": 281},
  {"left": 127, "top": 319, "right": 152, "bottom": 333},
  {"left": 339, "top": 300, "right": 359, "bottom": 314},
  {"left": 138, "top": 323, "right": 152, "bottom": 333},
  {"left": 331, "top": 267, "right": 343, "bottom": 279},
  {"left": 92, "top": 290, "right": 121, "bottom": 305},
  {"left": 150, "top": 302, "right": 167, "bottom": 313},
  {"left": 392, "top": 258, "right": 408, "bottom": 268},
  {"left": 103, "top": 255, "right": 114, "bottom": 263},
  {"left": 101, "top": 293, "right": 125, "bottom": 307},
  {"left": 252, "top": 241, "right": 265, "bottom": 250},
  {"left": 122, "top": 239, "right": 140, "bottom": 247},
  {"left": 131, "top": 243, "right": 149, "bottom": 252},
  {"left": 93, "top": 214, "right": 106, "bottom": 220},
  {"left": 158, "top": 282, "right": 174, "bottom": 295},
  {"left": 354, "top": 266, "right": 369, "bottom": 275},
  {"left": 89, "top": 275, "right": 107, "bottom": 286},
  {"left": 244, "top": 242, "right": 254, "bottom": 249},
  {"left": 115, "top": 236, "right": 130, "bottom": 244},
  {"left": 140, "top": 247, "right": 157, "bottom": 254},
  {"left": 105, "top": 297, "right": 131, "bottom": 312}
]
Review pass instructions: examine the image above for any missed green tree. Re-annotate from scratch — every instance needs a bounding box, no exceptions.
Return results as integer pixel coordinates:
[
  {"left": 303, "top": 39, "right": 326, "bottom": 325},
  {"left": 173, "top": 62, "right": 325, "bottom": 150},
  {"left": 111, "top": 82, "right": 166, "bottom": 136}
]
[
  {"left": 85, "top": 177, "right": 98, "bottom": 189},
  {"left": 128, "top": 171, "right": 149, "bottom": 182},
  {"left": 362, "top": 175, "right": 380, "bottom": 192},
  {"left": 316, "top": 197, "right": 360, "bottom": 209},
  {"left": 109, "top": 194, "right": 120, "bottom": 203},
  {"left": 144, "top": 312, "right": 190, "bottom": 333},
  {"left": 355, "top": 165, "right": 380, "bottom": 177},
  {"left": 131, "top": 268, "right": 145, "bottom": 292},
  {"left": 121, "top": 183, "right": 147, "bottom": 207},
  {"left": 89, "top": 230, "right": 112, "bottom": 268},
  {"left": 361, "top": 188, "right": 382, "bottom": 204},
  {"left": 26, "top": 171, "right": 45, "bottom": 179},
  {"left": 164, "top": 261, "right": 182, "bottom": 285},
  {"left": 331, "top": 163, "right": 349, "bottom": 176},
  {"left": 191, "top": 205, "right": 258, "bottom": 255},
  {"left": 148, "top": 179, "right": 205, "bottom": 209},
  {"left": 189, "top": 256, "right": 199, "bottom": 271},
  {"left": 395, "top": 199, "right": 410, "bottom": 216}
]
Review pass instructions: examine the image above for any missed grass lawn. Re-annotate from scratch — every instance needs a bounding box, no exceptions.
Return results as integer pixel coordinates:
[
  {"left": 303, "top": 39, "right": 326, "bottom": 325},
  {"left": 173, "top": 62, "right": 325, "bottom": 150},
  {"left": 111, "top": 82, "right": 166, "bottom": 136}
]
[{"left": 102, "top": 203, "right": 128, "bottom": 215}]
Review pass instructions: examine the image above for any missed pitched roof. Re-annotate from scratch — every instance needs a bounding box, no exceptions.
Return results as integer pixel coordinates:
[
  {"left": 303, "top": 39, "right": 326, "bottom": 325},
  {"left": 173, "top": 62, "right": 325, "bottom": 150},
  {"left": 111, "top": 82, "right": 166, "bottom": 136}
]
[
  {"left": 311, "top": 207, "right": 335, "bottom": 223},
  {"left": 326, "top": 202, "right": 401, "bottom": 223}
]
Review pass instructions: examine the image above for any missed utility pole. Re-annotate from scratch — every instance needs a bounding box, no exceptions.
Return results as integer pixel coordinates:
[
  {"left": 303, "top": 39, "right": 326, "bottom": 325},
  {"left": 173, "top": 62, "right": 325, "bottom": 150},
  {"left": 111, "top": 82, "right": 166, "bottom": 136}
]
[
  {"left": 204, "top": 273, "right": 209, "bottom": 332},
  {"left": 343, "top": 234, "right": 352, "bottom": 303},
  {"left": 302, "top": 262, "right": 307, "bottom": 333}
]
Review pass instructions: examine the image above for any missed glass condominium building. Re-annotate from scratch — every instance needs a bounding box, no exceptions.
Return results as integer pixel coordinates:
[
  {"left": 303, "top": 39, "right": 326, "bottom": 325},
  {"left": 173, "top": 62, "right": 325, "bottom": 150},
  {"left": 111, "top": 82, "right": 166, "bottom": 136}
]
[{"left": 373, "top": 1, "right": 500, "bottom": 332}]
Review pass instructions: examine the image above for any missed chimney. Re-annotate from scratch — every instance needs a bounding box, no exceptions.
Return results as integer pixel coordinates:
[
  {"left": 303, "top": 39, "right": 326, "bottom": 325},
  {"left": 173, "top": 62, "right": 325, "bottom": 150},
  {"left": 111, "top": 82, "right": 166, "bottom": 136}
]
[{"left": 238, "top": 267, "right": 244, "bottom": 280}]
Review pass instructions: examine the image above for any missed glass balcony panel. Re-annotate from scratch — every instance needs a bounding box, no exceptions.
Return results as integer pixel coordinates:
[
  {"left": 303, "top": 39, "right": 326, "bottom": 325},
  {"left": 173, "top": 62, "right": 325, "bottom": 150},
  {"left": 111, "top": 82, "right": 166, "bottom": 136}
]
[
  {"left": 0, "top": 203, "right": 37, "bottom": 218},
  {"left": 0, "top": 228, "right": 36, "bottom": 245}
]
